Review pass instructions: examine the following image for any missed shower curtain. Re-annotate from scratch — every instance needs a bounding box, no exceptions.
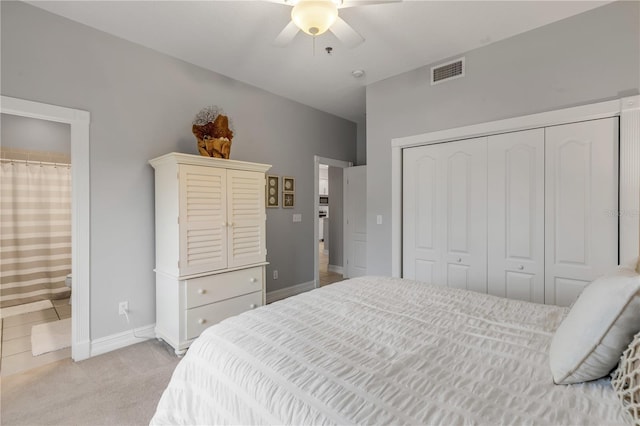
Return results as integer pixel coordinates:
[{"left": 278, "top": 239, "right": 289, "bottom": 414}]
[{"left": 1, "top": 161, "right": 72, "bottom": 308}]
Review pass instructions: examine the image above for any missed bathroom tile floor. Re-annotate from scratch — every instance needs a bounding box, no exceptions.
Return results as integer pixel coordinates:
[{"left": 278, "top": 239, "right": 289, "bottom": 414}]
[{"left": 0, "top": 298, "right": 71, "bottom": 377}]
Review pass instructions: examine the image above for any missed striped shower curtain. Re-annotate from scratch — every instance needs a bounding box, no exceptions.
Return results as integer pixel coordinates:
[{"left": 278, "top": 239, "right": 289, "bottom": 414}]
[{"left": 1, "top": 161, "right": 72, "bottom": 308}]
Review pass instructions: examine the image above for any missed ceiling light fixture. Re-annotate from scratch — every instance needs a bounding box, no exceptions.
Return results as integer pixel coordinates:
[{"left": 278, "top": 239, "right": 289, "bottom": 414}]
[
  {"left": 352, "top": 69, "right": 365, "bottom": 78},
  {"left": 291, "top": 0, "right": 340, "bottom": 36}
]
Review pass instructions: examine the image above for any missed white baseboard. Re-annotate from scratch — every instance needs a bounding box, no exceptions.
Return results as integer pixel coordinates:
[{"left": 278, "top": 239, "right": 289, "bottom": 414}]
[
  {"left": 90, "top": 323, "right": 156, "bottom": 357},
  {"left": 72, "top": 340, "right": 91, "bottom": 361},
  {"left": 328, "top": 264, "right": 344, "bottom": 274},
  {"left": 266, "top": 280, "right": 315, "bottom": 304}
]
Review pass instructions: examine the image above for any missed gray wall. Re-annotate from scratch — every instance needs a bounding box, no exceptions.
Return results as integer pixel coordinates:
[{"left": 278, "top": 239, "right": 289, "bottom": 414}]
[
  {"left": 328, "top": 166, "right": 343, "bottom": 267},
  {"left": 1, "top": 114, "right": 71, "bottom": 156},
  {"left": 1, "top": 1, "right": 356, "bottom": 340},
  {"left": 365, "top": 0, "right": 640, "bottom": 276},
  {"left": 356, "top": 119, "right": 366, "bottom": 166}
]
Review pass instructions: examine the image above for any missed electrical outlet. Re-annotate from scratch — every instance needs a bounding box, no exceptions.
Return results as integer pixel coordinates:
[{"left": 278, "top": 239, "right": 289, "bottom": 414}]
[
  {"left": 273, "top": 270, "right": 278, "bottom": 280},
  {"left": 118, "top": 301, "right": 128, "bottom": 315}
]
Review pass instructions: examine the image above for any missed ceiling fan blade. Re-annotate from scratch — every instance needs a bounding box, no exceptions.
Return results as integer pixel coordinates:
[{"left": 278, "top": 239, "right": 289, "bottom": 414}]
[
  {"left": 340, "top": 0, "right": 402, "bottom": 8},
  {"left": 274, "top": 21, "right": 300, "bottom": 47},
  {"left": 329, "top": 16, "right": 364, "bottom": 48}
]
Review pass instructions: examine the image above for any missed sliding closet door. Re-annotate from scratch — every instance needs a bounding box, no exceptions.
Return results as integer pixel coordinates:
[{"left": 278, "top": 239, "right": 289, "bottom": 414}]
[
  {"left": 403, "top": 144, "right": 442, "bottom": 284},
  {"left": 441, "top": 139, "right": 488, "bottom": 292},
  {"left": 488, "top": 129, "right": 545, "bottom": 303},
  {"left": 403, "top": 138, "right": 487, "bottom": 292},
  {"left": 545, "top": 118, "right": 619, "bottom": 306}
]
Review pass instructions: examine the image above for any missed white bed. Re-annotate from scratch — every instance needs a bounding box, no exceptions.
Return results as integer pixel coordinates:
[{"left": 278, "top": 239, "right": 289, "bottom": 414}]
[{"left": 151, "top": 276, "right": 629, "bottom": 425}]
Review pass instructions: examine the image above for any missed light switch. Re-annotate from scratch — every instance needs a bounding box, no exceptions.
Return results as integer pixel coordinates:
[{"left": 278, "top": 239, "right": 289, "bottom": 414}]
[
  {"left": 376, "top": 215, "right": 383, "bottom": 225},
  {"left": 293, "top": 214, "right": 302, "bottom": 223}
]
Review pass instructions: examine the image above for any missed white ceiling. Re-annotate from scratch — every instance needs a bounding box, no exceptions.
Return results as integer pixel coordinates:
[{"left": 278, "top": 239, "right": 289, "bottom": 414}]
[{"left": 28, "top": 1, "right": 610, "bottom": 123}]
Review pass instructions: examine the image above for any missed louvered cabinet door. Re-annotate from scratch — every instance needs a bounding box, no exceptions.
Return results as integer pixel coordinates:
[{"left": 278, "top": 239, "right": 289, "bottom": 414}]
[
  {"left": 178, "top": 165, "right": 227, "bottom": 276},
  {"left": 226, "top": 170, "right": 266, "bottom": 268}
]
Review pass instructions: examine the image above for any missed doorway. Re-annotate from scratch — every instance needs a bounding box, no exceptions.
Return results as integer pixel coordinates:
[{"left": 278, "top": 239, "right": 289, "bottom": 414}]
[
  {"left": 313, "top": 156, "right": 351, "bottom": 288},
  {"left": 1, "top": 96, "right": 91, "bottom": 361},
  {"left": 0, "top": 114, "right": 73, "bottom": 375}
]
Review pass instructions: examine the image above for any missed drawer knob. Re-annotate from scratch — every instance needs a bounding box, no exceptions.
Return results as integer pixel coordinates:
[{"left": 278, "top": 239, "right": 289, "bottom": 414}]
[
  {"left": 518, "top": 265, "right": 524, "bottom": 270},
  {"left": 221, "top": 222, "right": 227, "bottom": 227},
  {"left": 457, "top": 258, "right": 462, "bottom": 263},
  {"left": 249, "top": 304, "right": 257, "bottom": 309},
  {"left": 197, "top": 288, "right": 206, "bottom": 295},
  {"left": 198, "top": 318, "right": 206, "bottom": 325},
  {"left": 250, "top": 277, "right": 257, "bottom": 283}
]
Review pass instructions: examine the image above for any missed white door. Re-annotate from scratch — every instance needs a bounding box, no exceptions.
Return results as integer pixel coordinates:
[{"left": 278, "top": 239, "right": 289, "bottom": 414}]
[
  {"left": 403, "top": 138, "right": 488, "bottom": 292},
  {"left": 403, "top": 145, "right": 441, "bottom": 284},
  {"left": 488, "top": 129, "right": 545, "bottom": 303},
  {"left": 344, "top": 166, "right": 367, "bottom": 278},
  {"left": 179, "top": 164, "right": 227, "bottom": 276},
  {"left": 545, "top": 118, "right": 619, "bottom": 306},
  {"left": 440, "top": 139, "right": 488, "bottom": 293},
  {"left": 227, "top": 169, "right": 267, "bottom": 268}
]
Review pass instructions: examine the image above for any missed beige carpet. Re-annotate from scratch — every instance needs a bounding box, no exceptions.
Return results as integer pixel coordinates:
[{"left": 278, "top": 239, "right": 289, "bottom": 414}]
[
  {"left": 31, "top": 318, "right": 72, "bottom": 356},
  {"left": 1, "top": 339, "right": 181, "bottom": 425}
]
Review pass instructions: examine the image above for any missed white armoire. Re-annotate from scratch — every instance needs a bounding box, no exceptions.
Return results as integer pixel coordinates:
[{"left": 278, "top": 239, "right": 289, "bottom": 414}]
[
  {"left": 149, "top": 152, "right": 271, "bottom": 354},
  {"left": 403, "top": 117, "right": 619, "bottom": 306}
]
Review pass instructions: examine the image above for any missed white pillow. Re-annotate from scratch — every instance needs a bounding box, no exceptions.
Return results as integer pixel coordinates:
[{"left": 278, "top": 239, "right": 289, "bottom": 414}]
[{"left": 549, "top": 267, "right": 640, "bottom": 384}]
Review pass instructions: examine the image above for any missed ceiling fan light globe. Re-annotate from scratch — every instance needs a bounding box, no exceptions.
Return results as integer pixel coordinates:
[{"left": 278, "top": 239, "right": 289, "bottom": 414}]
[{"left": 291, "top": 1, "right": 339, "bottom": 36}]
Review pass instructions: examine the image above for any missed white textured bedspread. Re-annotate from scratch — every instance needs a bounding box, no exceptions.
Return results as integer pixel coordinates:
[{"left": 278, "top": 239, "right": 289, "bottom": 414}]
[{"left": 151, "top": 276, "right": 628, "bottom": 425}]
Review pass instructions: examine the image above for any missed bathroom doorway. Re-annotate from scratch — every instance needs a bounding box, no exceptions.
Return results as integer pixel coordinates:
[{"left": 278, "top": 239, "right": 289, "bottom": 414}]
[
  {"left": 0, "top": 114, "right": 73, "bottom": 375},
  {"left": 1, "top": 96, "right": 91, "bottom": 363}
]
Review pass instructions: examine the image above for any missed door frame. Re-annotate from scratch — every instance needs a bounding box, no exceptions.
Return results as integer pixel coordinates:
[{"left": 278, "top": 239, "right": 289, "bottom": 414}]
[
  {"left": 313, "top": 156, "right": 352, "bottom": 288},
  {"left": 391, "top": 95, "right": 640, "bottom": 278},
  {"left": 1, "top": 96, "right": 91, "bottom": 361}
]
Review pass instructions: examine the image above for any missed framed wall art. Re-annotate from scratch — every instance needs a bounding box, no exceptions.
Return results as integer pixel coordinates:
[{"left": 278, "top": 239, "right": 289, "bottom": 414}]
[
  {"left": 266, "top": 175, "right": 279, "bottom": 208},
  {"left": 283, "top": 192, "right": 295, "bottom": 208},
  {"left": 283, "top": 176, "right": 295, "bottom": 193}
]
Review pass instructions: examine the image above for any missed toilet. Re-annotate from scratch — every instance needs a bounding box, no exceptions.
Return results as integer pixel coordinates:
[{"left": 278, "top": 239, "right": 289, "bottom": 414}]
[{"left": 65, "top": 273, "right": 72, "bottom": 304}]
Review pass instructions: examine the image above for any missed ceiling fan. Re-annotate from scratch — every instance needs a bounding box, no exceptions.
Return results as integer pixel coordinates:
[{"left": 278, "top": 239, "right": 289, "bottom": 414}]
[{"left": 271, "top": 0, "right": 401, "bottom": 49}]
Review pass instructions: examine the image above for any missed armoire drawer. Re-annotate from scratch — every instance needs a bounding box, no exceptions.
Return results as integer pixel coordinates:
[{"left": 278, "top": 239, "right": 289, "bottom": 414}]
[
  {"left": 185, "top": 291, "right": 262, "bottom": 339},
  {"left": 185, "top": 267, "right": 263, "bottom": 309}
]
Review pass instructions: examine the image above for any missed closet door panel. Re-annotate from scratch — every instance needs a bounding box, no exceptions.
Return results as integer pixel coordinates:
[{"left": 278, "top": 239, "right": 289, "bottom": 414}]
[
  {"left": 441, "top": 138, "right": 488, "bottom": 293},
  {"left": 487, "top": 129, "right": 545, "bottom": 303},
  {"left": 545, "top": 118, "right": 619, "bottom": 306},
  {"left": 403, "top": 146, "right": 443, "bottom": 284}
]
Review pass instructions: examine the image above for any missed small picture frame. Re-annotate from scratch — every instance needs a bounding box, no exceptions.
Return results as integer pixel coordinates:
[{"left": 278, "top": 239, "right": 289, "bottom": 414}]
[
  {"left": 283, "top": 176, "right": 295, "bottom": 193},
  {"left": 283, "top": 192, "right": 295, "bottom": 208},
  {"left": 266, "top": 175, "right": 279, "bottom": 208}
]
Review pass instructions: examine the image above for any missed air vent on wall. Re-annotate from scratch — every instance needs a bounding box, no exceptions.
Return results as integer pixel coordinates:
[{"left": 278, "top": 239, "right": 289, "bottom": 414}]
[{"left": 431, "top": 57, "right": 465, "bottom": 85}]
